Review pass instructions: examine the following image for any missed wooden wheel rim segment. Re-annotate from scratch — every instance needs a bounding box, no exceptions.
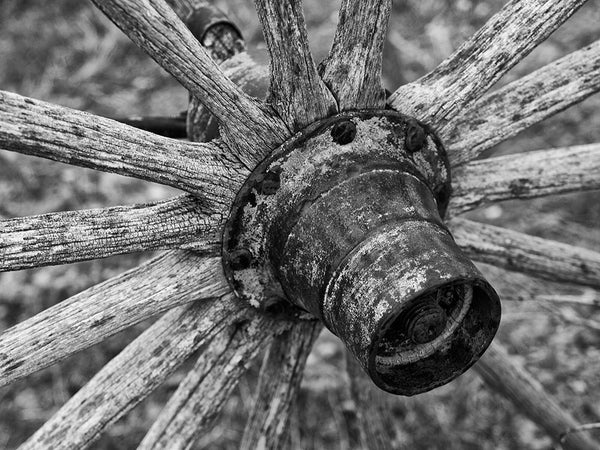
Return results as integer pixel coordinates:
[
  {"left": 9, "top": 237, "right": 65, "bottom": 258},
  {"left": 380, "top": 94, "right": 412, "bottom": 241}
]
[{"left": 223, "top": 109, "right": 501, "bottom": 395}]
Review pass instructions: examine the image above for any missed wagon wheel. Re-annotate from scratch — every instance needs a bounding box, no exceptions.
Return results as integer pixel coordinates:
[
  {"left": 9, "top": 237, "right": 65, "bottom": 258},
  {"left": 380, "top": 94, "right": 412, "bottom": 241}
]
[{"left": 1, "top": 0, "right": 599, "bottom": 448}]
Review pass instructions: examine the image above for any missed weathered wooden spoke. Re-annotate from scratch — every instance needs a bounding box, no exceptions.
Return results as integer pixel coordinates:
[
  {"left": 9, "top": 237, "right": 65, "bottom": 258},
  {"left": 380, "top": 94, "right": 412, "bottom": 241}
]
[
  {"left": 511, "top": 212, "right": 600, "bottom": 250},
  {"left": 478, "top": 262, "right": 600, "bottom": 332},
  {"left": 20, "top": 296, "right": 245, "bottom": 450},
  {"left": 389, "top": 0, "right": 588, "bottom": 124},
  {"left": 321, "top": 0, "right": 391, "bottom": 110},
  {"left": 535, "top": 290, "right": 600, "bottom": 308},
  {"left": 449, "top": 143, "right": 600, "bottom": 215},
  {"left": 444, "top": 40, "right": 600, "bottom": 166},
  {"left": 254, "top": 0, "right": 336, "bottom": 130},
  {"left": 476, "top": 262, "right": 567, "bottom": 303},
  {"left": 92, "top": 0, "right": 289, "bottom": 165},
  {"left": 0, "top": 195, "right": 220, "bottom": 271},
  {"left": 451, "top": 218, "right": 600, "bottom": 289},
  {"left": 138, "top": 312, "right": 290, "bottom": 449},
  {"left": 345, "top": 352, "right": 400, "bottom": 450},
  {"left": 0, "top": 251, "right": 229, "bottom": 387},
  {"left": 475, "top": 342, "right": 598, "bottom": 450},
  {"left": 0, "top": 90, "right": 245, "bottom": 202},
  {"left": 240, "top": 320, "right": 321, "bottom": 450},
  {"left": 187, "top": 54, "right": 270, "bottom": 144}
]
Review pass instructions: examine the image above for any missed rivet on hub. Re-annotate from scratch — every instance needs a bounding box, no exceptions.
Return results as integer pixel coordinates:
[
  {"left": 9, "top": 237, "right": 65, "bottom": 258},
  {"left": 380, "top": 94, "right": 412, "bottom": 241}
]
[
  {"left": 405, "top": 119, "right": 427, "bottom": 153},
  {"left": 227, "top": 248, "right": 253, "bottom": 270},
  {"left": 330, "top": 120, "right": 357, "bottom": 145},
  {"left": 258, "top": 167, "right": 281, "bottom": 195}
]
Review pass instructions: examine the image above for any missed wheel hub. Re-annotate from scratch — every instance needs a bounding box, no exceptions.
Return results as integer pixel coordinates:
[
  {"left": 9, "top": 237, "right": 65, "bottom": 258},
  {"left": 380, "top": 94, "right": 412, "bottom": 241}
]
[{"left": 222, "top": 110, "right": 501, "bottom": 395}]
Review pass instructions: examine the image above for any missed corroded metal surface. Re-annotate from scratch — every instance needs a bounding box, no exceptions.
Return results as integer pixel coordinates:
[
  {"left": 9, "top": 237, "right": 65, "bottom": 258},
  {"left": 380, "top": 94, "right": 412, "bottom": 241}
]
[
  {"left": 185, "top": 5, "right": 244, "bottom": 44},
  {"left": 324, "top": 222, "right": 500, "bottom": 394},
  {"left": 222, "top": 110, "right": 501, "bottom": 394}
]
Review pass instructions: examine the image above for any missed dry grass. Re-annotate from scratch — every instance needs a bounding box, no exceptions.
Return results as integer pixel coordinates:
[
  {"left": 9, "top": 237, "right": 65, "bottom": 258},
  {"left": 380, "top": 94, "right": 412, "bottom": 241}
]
[{"left": 0, "top": 1, "right": 599, "bottom": 448}]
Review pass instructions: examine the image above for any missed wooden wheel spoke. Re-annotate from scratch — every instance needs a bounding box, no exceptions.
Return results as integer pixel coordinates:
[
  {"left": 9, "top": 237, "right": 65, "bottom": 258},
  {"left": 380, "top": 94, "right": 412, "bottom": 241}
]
[
  {"left": 477, "top": 262, "right": 571, "bottom": 303},
  {"left": 475, "top": 342, "right": 598, "bottom": 450},
  {"left": 478, "top": 262, "right": 600, "bottom": 317},
  {"left": 188, "top": 54, "right": 270, "bottom": 143},
  {"left": 255, "top": 0, "right": 336, "bottom": 130},
  {"left": 0, "top": 195, "right": 221, "bottom": 271},
  {"left": 20, "top": 296, "right": 245, "bottom": 450},
  {"left": 449, "top": 143, "right": 600, "bottom": 215},
  {"left": 344, "top": 352, "right": 399, "bottom": 450},
  {"left": 451, "top": 218, "right": 600, "bottom": 289},
  {"left": 389, "top": 0, "right": 588, "bottom": 124},
  {"left": 536, "top": 291, "right": 600, "bottom": 308},
  {"left": 444, "top": 40, "right": 600, "bottom": 166},
  {"left": 92, "top": 0, "right": 289, "bottom": 164},
  {"left": 138, "top": 313, "right": 291, "bottom": 449},
  {"left": 0, "top": 251, "right": 229, "bottom": 387},
  {"left": 321, "top": 0, "right": 391, "bottom": 110},
  {"left": 0, "top": 90, "right": 245, "bottom": 201},
  {"left": 240, "top": 320, "right": 321, "bottom": 450}
]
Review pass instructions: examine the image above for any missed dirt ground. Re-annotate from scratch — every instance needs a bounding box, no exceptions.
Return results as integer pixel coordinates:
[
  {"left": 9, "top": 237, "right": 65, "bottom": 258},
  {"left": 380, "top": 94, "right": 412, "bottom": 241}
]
[{"left": 1, "top": 1, "right": 599, "bottom": 448}]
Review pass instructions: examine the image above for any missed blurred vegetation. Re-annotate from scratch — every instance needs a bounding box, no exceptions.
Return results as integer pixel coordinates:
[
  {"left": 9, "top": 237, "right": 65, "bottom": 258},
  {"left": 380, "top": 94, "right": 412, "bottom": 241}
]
[{"left": 0, "top": 0, "right": 600, "bottom": 448}]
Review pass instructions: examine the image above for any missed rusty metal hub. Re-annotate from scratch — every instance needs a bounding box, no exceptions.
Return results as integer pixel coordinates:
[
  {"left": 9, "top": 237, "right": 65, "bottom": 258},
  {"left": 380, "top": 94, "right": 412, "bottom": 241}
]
[{"left": 222, "top": 110, "right": 501, "bottom": 395}]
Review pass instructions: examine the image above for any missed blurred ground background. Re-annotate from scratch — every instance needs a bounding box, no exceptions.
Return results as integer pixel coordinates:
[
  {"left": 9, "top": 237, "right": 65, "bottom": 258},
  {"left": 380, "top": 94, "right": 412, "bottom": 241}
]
[{"left": 1, "top": 0, "right": 600, "bottom": 448}]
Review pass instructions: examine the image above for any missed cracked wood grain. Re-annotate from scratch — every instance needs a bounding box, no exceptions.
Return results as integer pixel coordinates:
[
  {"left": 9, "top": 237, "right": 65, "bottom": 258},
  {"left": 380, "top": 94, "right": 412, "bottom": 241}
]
[
  {"left": 255, "top": 0, "right": 336, "bottom": 130},
  {"left": 138, "top": 313, "right": 292, "bottom": 450},
  {"left": 19, "top": 295, "right": 245, "bottom": 450},
  {"left": 389, "top": 0, "right": 588, "bottom": 125},
  {"left": 320, "top": 0, "right": 391, "bottom": 110},
  {"left": 239, "top": 320, "right": 321, "bottom": 450},
  {"left": 449, "top": 143, "right": 600, "bottom": 215},
  {"left": 0, "top": 90, "right": 246, "bottom": 203},
  {"left": 450, "top": 218, "right": 600, "bottom": 289},
  {"left": 92, "top": 0, "right": 290, "bottom": 167},
  {"left": 476, "top": 261, "right": 581, "bottom": 304},
  {"left": 443, "top": 40, "right": 600, "bottom": 167},
  {"left": 475, "top": 342, "right": 599, "bottom": 450},
  {"left": 0, "top": 251, "right": 229, "bottom": 387},
  {"left": 187, "top": 53, "right": 270, "bottom": 145},
  {"left": 478, "top": 262, "right": 600, "bottom": 317},
  {"left": 0, "top": 195, "right": 222, "bottom": 271}
]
